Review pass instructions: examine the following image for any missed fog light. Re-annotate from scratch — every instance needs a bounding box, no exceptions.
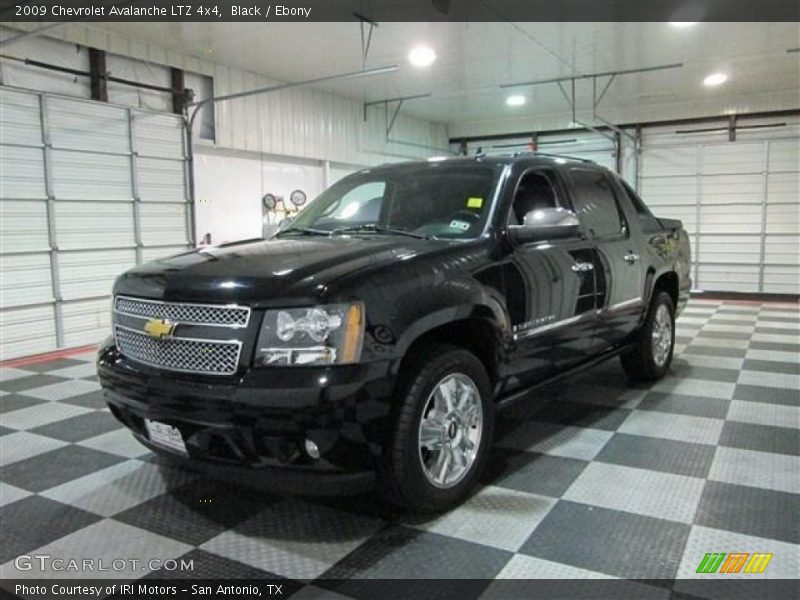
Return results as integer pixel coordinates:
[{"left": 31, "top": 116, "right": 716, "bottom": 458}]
[{"left": 304, "top": 438, "right": 320, "bottom": 459}]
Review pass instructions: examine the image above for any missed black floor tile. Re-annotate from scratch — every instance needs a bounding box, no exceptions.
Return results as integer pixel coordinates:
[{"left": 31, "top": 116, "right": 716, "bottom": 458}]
[
  {"left": 114, "top": 479, "right": 278, "bottom": 546},
  {"left": 0, "top": 496, "right": 101, "bottom": 563},
  {"left": 0, "top": 394, "right": 47, "bottom": 415},
  {"left": 60, "top": 390, "right": 107, "bottom": 409},
  {"left": 596, "top": 433, "right": 716, "bottom": 478},
  {"left": 30, "top": 410, "right": 121, "bottom": 442},
  {"left": 519, "top": 500, "right": 690, "bottom": 579},
  {"left": 323, "top": 525, "right": 511, "bottom": 580},
  {"left": 719, "top": 421, "right": 799, "bottom": 456},
  {"left": 141, "top": 549, "right": 301, "bottom": 583},
  {"left": 680, "top": 345, "right": 747, "bottom": 358},
  {"left": 0, "top": 374, "right": 68, "bottom": 394},
  {"left": 0, "top": 445, "right": 125, "bottom": 492},
  {"left": 21, "top": 359, "right": 86, "bottom": 373},
  {"left": 636, "top": 391, "right": 730, "bottom": 419},
  {"left": 695, "top": 481, "right": 799, "bottom": 544},
  {"left": 483, "top": 448, "right": 588, "bottom": 498},
  {"left": 668, "top": 362, "right": 740, "bottom": 383},
  {"left": 742, "top": 359, "right": 800, "bottom": 375},
  {"left": 695, "top": 331, "right": 753, "bottom": 341},
  {"left": 748, "top": 341, "right": 800, "bottom": 354},
  {"left": 532, "top": 401, "right": 633, "bottom": 432},
  {"left": 758, "top": 315, "right": 800, "bottom": 324},
  {"left": 733, "top": 384, "right": 799, "bottom": 407}
]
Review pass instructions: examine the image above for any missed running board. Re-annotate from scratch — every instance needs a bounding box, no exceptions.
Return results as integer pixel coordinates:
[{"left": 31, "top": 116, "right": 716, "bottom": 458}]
[{"left": 495, "top": 344, "right": 634, "bottom": 412}]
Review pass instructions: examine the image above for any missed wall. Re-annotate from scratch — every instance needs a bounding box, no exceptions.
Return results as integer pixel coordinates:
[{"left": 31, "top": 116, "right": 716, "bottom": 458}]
[{"left": 0, "top": 25, "right": 449, "bottom": 166}]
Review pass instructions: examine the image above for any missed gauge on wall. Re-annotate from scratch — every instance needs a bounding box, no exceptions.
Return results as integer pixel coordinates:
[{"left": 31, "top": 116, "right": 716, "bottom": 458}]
[
  {"left": 262, "top": 193, "right": 278, "bottom": 210},
  {"left": 290, "top": 189, "right": 307, "bottom": 208}
]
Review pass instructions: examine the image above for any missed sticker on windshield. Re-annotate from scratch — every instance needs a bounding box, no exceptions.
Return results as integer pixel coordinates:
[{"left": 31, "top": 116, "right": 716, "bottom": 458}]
[
  {"left": 466, "top": 197, "right": 483, "bottom": 209},
  {"left": 449, "top": 220, "right": 471, "bottom": 231}
]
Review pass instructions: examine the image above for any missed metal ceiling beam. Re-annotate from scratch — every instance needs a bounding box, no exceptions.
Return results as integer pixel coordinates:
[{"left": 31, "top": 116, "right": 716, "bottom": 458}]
[
  {"left": 188, "top": 64, "right": 398, "bottom": 112},
  {"left": 499, "top": 63, "right": 684, "bottom": 89},
  {"left": 0, "top": 23, "right": 73, "bottom": 49}
]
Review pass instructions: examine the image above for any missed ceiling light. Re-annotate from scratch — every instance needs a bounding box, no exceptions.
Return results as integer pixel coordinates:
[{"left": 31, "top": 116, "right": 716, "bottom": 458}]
[
  {"left": 670, "top": 22, "right": 697, "bottom": 28},
  {"left": 703, "top": 72, "right": 728, "bottom": 87},
  {"left": 408, "top": 46, "right": 436, "bottom": 68},
  {"left": 506, "top": 94, "right": 526, "bottom": 107}
]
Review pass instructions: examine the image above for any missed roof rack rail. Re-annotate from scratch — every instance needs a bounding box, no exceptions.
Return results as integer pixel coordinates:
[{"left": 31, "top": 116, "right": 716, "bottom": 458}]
[{"left": 512, "top": 151, "right": 595, "bottom": 164}]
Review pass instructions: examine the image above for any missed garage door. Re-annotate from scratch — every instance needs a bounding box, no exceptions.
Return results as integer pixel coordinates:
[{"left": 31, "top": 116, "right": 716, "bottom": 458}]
[
  {"left": 0, "top": 87, "right": 192, "bottom": 360},
  {"left": 639, "top": 118, "right": 799, "bottom": 294}
]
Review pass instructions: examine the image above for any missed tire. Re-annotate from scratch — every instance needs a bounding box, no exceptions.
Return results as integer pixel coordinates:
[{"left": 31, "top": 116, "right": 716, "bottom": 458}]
[
  {"left": 621, "top": 290, "right": 675, "bottom": 381},
  {"left": 380, "top": 343, "right": 494, "bottom": 512}
]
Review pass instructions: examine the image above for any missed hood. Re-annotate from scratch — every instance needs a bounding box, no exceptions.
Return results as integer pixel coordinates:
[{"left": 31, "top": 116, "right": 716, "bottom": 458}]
[{"left": 114, "top": 236, "right": 454, "bottom": 304}]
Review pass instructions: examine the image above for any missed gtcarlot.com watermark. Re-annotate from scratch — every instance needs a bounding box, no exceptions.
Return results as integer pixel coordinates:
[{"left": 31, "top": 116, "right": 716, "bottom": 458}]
[{"left": 14, "top": 554, "right": 194, "bottom": 573}]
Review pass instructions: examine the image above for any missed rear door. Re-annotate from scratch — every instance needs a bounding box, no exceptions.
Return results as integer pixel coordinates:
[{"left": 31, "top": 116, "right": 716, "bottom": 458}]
[
  {"left": 566, "top": 167, "right": 645, "bottom": 350},
  {"left": 503, "top": 167, "right": 598, "bottom": 390}
]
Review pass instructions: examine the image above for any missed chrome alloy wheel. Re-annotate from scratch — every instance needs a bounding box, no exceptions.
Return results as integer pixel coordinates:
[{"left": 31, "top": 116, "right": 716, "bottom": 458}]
[
  {"left": 418, "top": 373, "right": 483, "bottom": 489},
  {"left": 651, "top": 304, "right": 673, "bottom": 367}
]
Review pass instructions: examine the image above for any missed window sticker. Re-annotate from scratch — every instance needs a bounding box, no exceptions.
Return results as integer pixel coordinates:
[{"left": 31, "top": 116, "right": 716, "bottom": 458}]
[
  {"left": 466, "top": 197, "right": 484, "bottom": 209},
  {"left": 449, "top": 220, "right": 471, "bottom": 231}
]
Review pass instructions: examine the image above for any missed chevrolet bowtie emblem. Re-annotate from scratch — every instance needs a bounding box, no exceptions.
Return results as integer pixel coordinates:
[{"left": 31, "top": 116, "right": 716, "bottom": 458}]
[{"left": 144, "top": 318, "right": 177, "bottom": 339}]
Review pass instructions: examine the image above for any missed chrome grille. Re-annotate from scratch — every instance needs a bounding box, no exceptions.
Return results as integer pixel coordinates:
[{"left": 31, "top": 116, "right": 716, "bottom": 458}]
[
  {"left": 114, "top": 295, "right": 250, "bottom": 327},
  {"left": 115, "top": 326, "right": 241, "bottom": 376}
]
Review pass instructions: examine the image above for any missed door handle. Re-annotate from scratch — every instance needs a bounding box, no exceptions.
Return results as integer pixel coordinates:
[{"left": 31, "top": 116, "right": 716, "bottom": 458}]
[
  {"left": 571, "top": 261, "right": 595, "bottom": 272},
  {"left": 623, "top": 252, "right": 640, "bottom": 264}
]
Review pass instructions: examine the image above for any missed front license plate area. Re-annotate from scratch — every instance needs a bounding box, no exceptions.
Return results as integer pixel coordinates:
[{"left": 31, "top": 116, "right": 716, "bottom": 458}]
[{"left": 145, "top": 419, "right": 187, "bottom": 456}]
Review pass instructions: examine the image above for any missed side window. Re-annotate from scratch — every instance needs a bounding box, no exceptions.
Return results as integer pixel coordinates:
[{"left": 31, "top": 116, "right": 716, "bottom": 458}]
[
  {"left": 568, "top": 169, "right": 628, "bottom": 239},
  {"left": 508, "top": 171, "right": 560, "bottom": 225},
  {"left": 618, "top": 179, "right": 662, "bottom": 231}
]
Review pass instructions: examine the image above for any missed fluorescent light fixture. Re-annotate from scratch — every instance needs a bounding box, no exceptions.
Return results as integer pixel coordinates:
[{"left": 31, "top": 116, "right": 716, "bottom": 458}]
[
  {"left": 506, "top": 94, "right": 526, "bottom": 107},
  {"left": 670, "top": 22, "right": 697, "bottom": 28},
  {"left": 408, "top": 46, "right": 437, "bottom": 68},
  {"left": 703, "top": 72, "right": 728, "bottom": 87}
]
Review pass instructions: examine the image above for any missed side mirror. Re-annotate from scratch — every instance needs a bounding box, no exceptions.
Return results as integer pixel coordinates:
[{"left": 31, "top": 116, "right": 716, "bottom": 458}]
[{"left": 508, "top": 207, "right": 580, "bottom": 244}]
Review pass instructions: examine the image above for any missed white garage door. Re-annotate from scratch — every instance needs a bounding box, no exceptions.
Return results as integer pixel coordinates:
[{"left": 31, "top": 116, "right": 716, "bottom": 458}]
[
  {"left": 639, "top": 118, "right": 800, "bottom": 294},
  {"left": 0, "top": 87, "right": 192, "bottom": 360}
]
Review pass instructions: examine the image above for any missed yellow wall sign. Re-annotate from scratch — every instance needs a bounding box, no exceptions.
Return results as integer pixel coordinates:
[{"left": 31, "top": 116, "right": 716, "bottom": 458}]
[{"left": 467, "top": 197, "right": 484, "bottom": 209}]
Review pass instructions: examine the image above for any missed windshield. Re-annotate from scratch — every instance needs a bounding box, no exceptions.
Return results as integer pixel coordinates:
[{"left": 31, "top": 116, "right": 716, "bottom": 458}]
[{"left": 280, "top": 162, "right": 503, "bottom": 240}]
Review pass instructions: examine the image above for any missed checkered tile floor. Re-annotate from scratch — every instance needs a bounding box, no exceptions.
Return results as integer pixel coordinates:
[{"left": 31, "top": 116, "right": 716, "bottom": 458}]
[{"left": 1, "top": 299, "right": 798, "bottom": 594}]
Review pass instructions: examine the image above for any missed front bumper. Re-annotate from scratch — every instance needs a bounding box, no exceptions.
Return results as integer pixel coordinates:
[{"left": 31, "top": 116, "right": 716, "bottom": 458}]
[{"left": 97, "top": 343, "right": 398, "bottom": 494}]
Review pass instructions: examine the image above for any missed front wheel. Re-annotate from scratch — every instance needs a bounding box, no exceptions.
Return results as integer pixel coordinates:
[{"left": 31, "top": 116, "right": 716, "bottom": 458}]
[
  {"left": 621, "top": 291, "right": 675, "bottom": 381},
  {"left": 381, "top": 344, "right": 494, "bottom": 512}
]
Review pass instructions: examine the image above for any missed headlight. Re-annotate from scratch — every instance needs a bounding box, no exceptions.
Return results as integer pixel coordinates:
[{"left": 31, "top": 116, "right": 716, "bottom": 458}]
[{"left": 255, "top": 302, "right": 364, "bottom": 366}]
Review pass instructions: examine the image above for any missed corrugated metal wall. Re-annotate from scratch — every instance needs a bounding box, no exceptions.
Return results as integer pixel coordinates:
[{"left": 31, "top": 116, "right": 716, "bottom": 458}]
[
  {"left": 0, "top": 87, "right": 191, "bottom": 359},
  {"left": 7, "top": 25, "right": 449, "bottom": 166},
  {"left": 639, "top": 117, "right": 799, "bottom": 294}
]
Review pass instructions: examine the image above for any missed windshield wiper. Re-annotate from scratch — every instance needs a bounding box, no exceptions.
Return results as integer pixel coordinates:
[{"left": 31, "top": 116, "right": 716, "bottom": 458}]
[
  {"left": 330, "top": 224, "right": 432, "bottom": 240},
  {"left": 275, "top": 227, "right": 331, "bottom": 237}
]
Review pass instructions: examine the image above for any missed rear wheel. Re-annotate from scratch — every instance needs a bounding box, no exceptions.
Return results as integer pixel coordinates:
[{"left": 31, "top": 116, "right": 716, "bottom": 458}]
[
  {"left": 381, "top": 344, "right": 493, "bottom": 512},
  {"left": 621, "top": 291, "right": 675, "bottom": 381}
]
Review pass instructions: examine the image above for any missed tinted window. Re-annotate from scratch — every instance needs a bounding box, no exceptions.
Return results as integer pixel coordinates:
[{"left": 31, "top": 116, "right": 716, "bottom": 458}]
[
  {"left": 619, "top": 179, "right": 652, "bottom": 216},
  {"left": 569, "top": 169, "right": 627, "bottom": 239},
  {"left": 508, "top": 171, "right": 560, "bottom": 225}
]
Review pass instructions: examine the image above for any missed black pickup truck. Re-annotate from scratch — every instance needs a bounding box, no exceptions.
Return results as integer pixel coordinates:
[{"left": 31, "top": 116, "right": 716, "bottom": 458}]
[{"left": 98, "top": 153, "right": 691, "bottom": 511}]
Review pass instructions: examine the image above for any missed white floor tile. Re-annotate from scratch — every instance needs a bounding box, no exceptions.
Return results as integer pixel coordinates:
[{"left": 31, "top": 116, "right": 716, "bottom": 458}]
[
  {"left": 708, "top": 447, "right": 800, "bottom": 494},
  {"left": 563, "top": 462, "right": 705, "bottom": 523},
  {"left": 0, "top": 431, "right": 68, "bottom": 466},
  {"left": 0, "top": 520, "right": 192, "bottom": 579},
  {"left": 406, "top": 486, "right": 557, "bottom": 552},
  {"left": 619, "top": 411, "right": 724, "bottom": 445}
]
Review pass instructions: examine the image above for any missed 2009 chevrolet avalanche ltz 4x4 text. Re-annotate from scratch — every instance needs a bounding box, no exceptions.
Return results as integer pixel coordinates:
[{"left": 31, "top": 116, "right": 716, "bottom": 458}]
[{"left": 98, "top": 153, "right": 691, "bottom": 511}]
